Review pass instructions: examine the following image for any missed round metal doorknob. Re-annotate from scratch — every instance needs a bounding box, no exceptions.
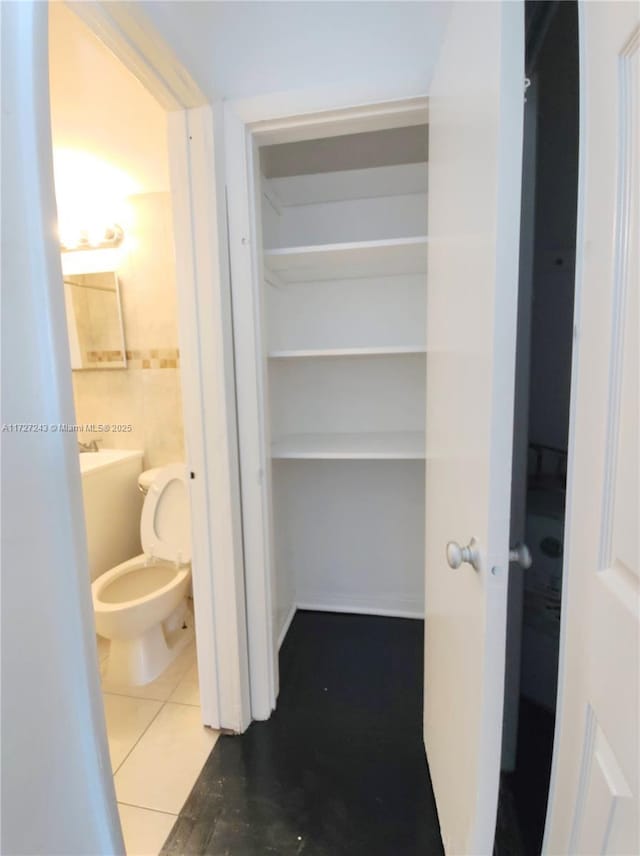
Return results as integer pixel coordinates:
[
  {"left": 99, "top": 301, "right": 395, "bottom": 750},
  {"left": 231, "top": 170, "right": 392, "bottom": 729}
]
[
  {"left": 446, "top": 537, "right": 480, "bottom": 570},
  {"left": 509, "top": 542, "right": 532, "bottom": 569}
]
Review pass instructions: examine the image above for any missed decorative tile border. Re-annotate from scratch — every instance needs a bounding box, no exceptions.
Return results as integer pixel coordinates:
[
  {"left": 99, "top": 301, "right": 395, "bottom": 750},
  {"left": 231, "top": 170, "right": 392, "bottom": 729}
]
[
  {"left": 125, "top": 348, "right": 180, "bottom": 369},
  {"left": 87, "top": 350, "right": 125, "bottom": 364}
]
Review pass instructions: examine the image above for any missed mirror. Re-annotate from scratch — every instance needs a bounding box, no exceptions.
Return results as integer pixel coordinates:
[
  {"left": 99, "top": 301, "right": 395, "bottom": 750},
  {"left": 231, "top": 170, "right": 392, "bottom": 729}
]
[{"left": 63, "top": 271, "right": 126, "bottom": 370}]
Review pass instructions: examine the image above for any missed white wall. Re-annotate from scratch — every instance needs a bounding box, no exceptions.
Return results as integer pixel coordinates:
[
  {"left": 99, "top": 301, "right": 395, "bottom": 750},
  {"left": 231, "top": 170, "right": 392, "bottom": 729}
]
[
  {"left": 0, "top": 3, "right": 121, "bottom": 852},
  {"left": 49, "top": 2, "right": 169, "bottom": 195},
  {"left": 274, "top": 461, "right": 426, "bottom": 619},
  {"left": 138, "top": 1, "right": 449, "bottom": 108},
  {"left": 49, "top": 5, "right": 184, "bottom": 471}
]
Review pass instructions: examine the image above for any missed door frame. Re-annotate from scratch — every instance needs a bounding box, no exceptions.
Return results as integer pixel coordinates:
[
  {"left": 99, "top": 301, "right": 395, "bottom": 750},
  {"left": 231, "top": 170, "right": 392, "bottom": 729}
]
[
  {"left": 224, "top": 95, "right": 429, "bottom": 720},
  {"left": 55, "top": 1, "right": 252, "bottom": 733}
]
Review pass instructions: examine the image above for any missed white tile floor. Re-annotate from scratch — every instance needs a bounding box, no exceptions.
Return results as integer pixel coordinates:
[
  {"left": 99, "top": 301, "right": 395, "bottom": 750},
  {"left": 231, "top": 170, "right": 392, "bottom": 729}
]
[{"left": 97, "top": 633, "right": 219, "bottom": 856}]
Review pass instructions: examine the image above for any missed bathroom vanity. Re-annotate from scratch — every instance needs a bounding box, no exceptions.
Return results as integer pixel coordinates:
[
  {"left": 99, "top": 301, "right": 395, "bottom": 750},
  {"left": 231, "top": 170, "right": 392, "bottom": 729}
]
[{"left": 79, "top": 449, "right": 144, "bottom": 580}]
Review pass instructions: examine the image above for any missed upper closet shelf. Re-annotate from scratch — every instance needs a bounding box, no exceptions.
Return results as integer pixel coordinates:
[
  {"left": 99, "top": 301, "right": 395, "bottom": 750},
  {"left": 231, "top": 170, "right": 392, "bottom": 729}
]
[
  {"left": 271, "top": 431, "right": 425, "bottom": 460},
  {"left": 268, "top": 345, "right": 426, "bottom": 359},
  {"left": 264, "top": 236, "right": 428, "bottom": 283}
]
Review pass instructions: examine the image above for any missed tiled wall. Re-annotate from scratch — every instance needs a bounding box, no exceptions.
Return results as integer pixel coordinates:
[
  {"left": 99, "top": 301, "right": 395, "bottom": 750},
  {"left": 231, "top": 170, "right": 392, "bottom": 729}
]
[{"left": 72, "top": 193, "right": 185, "bottom": 468}]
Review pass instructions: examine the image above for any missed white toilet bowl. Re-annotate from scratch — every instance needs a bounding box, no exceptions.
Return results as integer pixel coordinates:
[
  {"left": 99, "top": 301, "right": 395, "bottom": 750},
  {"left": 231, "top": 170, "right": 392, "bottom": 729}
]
[{"left": 93, "top": 463, "right": 192, "bottom": 685}]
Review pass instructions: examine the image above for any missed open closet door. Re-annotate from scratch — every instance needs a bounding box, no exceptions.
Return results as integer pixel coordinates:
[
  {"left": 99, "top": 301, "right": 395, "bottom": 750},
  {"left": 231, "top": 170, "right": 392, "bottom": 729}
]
[
  {"left": 423, "top": 4, "right": 523, "bottom": 854},
  {"left": 544, "top": 3, "right": 639, "bottom": 852}
]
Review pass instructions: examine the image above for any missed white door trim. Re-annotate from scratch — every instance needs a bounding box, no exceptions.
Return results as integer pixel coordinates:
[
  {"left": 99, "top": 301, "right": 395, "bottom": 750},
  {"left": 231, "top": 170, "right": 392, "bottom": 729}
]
[
  {"left": 167, "top": 105, "right": 251, "bottom": 733},
  {"left": 224, "top": 106, "right": 279, "bottom": 719},
  {"left": 55, "top": 2, "right": 252, "bottom": 732},
  {"left": 224, "top": 95, "right": 429, "bottom": 720},
  {"left": 66, "top": 0, "right": 207, "bottom": 110}
]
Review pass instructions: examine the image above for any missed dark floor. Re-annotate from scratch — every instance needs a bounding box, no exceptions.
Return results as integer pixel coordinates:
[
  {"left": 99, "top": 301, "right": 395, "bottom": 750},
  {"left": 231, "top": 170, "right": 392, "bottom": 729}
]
[
  {"left": 162, "top": 611, "right": 443, "bottom": 855},
  {"left": 495, "top": 699, "right": 556, "bottom": 856}
]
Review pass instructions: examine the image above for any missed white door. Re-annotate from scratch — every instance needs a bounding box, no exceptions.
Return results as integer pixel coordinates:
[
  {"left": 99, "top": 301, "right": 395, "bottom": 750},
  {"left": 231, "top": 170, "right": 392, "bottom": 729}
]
[
  {"left": 423, "top": 3, "right": 524, "bottom": 854},
  {"left": 544, "top": 3, "right": 639, "bottom": 853}
]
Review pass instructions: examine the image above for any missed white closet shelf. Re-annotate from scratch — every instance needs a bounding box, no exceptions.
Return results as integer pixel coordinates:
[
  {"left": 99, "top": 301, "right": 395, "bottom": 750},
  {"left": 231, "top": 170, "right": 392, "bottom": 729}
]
[
  {"left": 267, "top": 163, "right": 428, "bottom": 206},
  {"left": 264, "top": 236, "right": 428, "bottom": 282},
  {"left": 271, "top": 431, "right": 426, "bottom": 460},
  {"left": 268, "top": 345, "right": 426, "bottom": 359}
]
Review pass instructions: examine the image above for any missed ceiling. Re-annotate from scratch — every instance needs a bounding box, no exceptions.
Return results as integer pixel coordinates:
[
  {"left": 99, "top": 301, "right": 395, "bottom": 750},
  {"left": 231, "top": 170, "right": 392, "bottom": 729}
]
[{"left": 137, "top": 1, "right": 451, "bottom": 104}]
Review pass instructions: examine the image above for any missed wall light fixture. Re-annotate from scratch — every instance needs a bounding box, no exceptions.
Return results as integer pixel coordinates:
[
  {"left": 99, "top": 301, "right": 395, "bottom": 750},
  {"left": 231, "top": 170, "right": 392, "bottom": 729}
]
[{"left": 60, "top": 223, "right": 124, "bottom": 253}]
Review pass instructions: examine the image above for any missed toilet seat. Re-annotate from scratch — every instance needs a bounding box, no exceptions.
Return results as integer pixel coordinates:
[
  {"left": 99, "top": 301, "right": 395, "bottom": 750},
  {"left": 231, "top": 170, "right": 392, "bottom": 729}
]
[
  {"left": 140, "top": 463, "right": 191, "bottom": 565},
  {"left": 92, "top": 462, "right": 193, "bottom": 685},
  {"left": 93, "top": 554, "right": 189, "bottom": 613}
]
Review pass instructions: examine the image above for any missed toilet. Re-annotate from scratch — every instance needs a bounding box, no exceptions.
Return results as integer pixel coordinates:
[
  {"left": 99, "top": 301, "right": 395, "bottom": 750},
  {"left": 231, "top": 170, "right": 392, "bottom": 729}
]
[{"left": 92, "top": 463, "right": 192, "bottom": 686}]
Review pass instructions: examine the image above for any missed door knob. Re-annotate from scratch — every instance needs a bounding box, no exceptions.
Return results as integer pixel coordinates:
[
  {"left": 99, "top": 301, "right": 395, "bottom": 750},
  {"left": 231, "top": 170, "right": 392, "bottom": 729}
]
[
  {"left": 509, "top": 542, "right": 532, "bottom": 569},
  {"left": 446, "top": 537, "right": 480, "bottom": 570}
]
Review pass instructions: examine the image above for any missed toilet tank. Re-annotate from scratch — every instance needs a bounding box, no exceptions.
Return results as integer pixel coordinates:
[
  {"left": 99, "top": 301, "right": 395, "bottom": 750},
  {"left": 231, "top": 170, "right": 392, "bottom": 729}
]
[{"left": 79, "top": 450, "right": 144, "bottom": 581}]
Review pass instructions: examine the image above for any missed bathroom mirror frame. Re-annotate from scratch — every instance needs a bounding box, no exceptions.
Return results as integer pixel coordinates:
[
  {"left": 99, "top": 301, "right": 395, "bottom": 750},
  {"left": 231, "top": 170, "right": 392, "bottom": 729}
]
[{"left": 62, "top": 267, "right": 127, "bottom": 371}]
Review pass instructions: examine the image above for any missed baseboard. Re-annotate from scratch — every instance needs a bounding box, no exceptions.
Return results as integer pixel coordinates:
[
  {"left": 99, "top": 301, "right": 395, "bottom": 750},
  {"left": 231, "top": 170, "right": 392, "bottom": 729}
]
[
  {"left": 295, "top": 600, "right": 423, "bottom": 621},
  {"left": 277, "top": 599, "right": 424, "bottom": 650},
  {"left": 277, "top": 602, "right": 297, "bottom": 649}
]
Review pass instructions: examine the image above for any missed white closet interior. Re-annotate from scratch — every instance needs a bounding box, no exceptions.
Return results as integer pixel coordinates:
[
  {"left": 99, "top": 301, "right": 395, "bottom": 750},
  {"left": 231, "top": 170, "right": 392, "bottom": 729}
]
[{"left": 257, "top": 124, "right": 428, "bottom": 642}]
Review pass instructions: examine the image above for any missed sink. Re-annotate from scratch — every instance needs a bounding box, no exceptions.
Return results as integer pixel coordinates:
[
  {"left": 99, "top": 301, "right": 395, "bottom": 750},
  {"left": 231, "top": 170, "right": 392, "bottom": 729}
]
[
  {"left": 79, "top": 449, "right": 144, "bottom": 581},
  {"left": 79, "top": 448, "right": 144, "bottom": 476}
]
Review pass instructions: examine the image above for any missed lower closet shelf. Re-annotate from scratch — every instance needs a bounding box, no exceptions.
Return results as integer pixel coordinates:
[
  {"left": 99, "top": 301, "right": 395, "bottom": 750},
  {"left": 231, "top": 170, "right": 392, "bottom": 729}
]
[{"left": 271, "top": 431, "right": 425, "bottom": 460}]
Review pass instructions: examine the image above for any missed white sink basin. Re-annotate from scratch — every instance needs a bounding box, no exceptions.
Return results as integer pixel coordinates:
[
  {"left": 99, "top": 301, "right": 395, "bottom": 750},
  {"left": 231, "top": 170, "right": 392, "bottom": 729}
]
[
  {"left": 79, "top": 448, "right": 144, "bottom": 476},
  {"left": 79, "top": 449, "right": 144, "bottom": 581}
]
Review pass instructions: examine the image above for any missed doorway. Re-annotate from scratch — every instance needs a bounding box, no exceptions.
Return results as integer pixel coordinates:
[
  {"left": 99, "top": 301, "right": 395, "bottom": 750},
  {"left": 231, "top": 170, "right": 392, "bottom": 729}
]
[
  {"left": 498, "top": 3, "right": 579, "bottom": 853},
  {"left": 47, "top": 5, "right": 223, "bottom": 850},
  {"left": 226, "top": 99, "right": 430, "bottom": 719},
  {"left": 202, "top": 100, "right": 442, "bottom": 850}
]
